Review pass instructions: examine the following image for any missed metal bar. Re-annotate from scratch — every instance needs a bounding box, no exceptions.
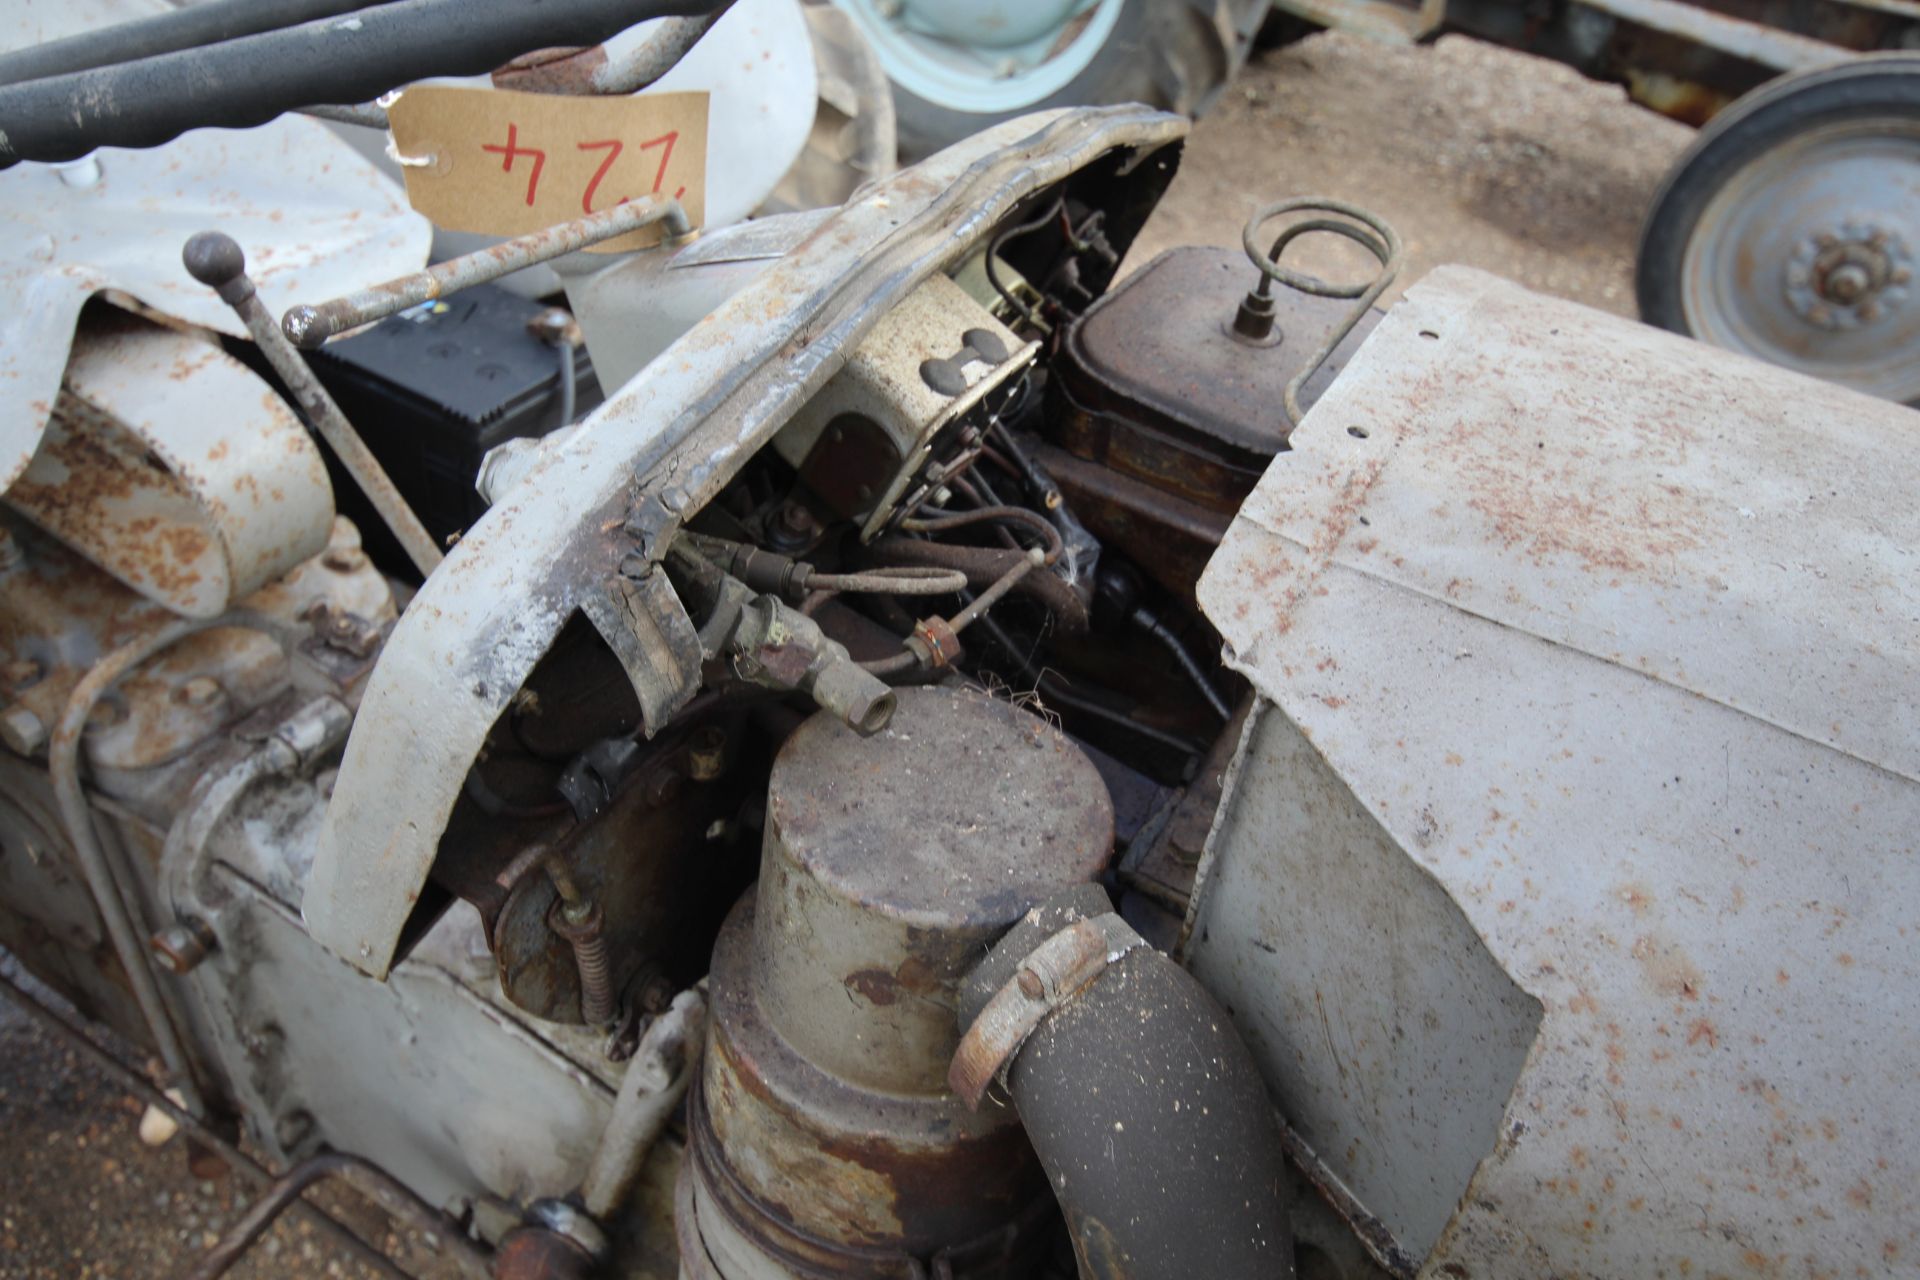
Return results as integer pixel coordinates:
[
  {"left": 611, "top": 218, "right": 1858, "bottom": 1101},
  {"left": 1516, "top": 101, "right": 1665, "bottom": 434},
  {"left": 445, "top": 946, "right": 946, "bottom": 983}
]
[
  {"left": 1240, "top": 197, "right": 1403, "bottom": 427},
  {"left": 580, "top": 989, "right": 706, "bottom": 1218},
  {"left": 946, "top": 548, "right": 1043, "bottom": 636},
  {"left": 183, "top": 232, "right": 445, "bottom": 578},
  {"left": 46, "top": 613, "right": 288, "bottom": 1122},
  {"left": 311, "top": 8, "right": 732, "bottom": 132},
  {"left": 297, "top": 100, "right": 391, "bottom": 127},
  {"left": 495, "top": 9, "right": 730, "bottom": 96},
  {"left": 187, "top": 1150, "right": 491, "bottom": 1280},
  {"left": 0, "top": 969, "right": 413, "bottom": 1280},
  {"left": 280, "top": 196, "right": 691, "bottom": 349},
  {"left": 1577, "top": 0, "right": 1854, "bottom": 70}
]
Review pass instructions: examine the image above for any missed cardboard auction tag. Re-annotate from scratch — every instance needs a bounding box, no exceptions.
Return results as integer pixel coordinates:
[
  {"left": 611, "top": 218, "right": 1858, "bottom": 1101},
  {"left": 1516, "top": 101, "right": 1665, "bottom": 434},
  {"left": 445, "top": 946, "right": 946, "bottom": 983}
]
[{"left": 386, "top": 86, "right": 708, "bottom": 252}]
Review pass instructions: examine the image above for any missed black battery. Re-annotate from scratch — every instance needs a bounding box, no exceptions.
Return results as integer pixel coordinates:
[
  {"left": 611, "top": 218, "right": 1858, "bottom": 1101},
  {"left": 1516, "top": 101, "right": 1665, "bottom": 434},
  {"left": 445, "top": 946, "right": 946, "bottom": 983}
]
[{"left": 307, "top": 284, "right": 603, "bottom": 576}]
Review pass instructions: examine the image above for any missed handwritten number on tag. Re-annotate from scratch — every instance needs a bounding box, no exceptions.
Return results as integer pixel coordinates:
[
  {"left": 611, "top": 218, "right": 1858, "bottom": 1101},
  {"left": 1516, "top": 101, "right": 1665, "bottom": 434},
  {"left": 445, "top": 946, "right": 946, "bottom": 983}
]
[
  {"left": 481, "top": 123, "right": 546, "bottom": 207},
  {"left": 483, "top": 124, "right": 687, "bottom": 215},
  {"left": 388, "top": 88, "right": 707, "bottom": 250}
]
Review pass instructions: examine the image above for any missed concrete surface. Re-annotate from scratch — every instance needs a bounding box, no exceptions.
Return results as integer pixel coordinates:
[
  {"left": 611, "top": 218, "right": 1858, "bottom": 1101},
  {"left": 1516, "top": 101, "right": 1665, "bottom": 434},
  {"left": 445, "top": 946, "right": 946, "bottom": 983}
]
[{"left": 0, "top": 29, "right": 1693, "bottom": 1280}]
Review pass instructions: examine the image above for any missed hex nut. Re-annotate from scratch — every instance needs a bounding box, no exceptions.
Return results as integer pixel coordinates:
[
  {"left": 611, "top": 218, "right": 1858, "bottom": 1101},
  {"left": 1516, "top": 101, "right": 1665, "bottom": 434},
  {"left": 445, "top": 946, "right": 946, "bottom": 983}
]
[
  {"left": 150, "top": 919, "right": 217, "bottom": 974},
  {"left": 273, "top": 1109, "right": 316, "bottom": 1151},
  {"left": 687, "top": 727, "right": 727, "bottom": 781}
]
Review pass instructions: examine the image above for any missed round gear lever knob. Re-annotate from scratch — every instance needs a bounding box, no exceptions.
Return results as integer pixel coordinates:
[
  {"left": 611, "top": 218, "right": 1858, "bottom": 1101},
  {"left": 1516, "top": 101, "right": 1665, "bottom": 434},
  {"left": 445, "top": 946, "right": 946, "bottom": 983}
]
[{"left": 181, "top": 231, "right": 252, "bottom": 302}]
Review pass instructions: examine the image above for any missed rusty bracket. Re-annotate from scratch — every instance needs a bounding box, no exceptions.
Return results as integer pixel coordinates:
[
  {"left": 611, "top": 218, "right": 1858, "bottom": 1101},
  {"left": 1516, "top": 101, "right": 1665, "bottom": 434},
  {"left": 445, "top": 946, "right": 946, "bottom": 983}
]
[
  {"left": 621, "top": 486, "right": 687, "bottom": 567},
  {"left": 948, "top": 912, "right": 1146, "bottom": 1109},
  {"left": 579, "top": 568, "right": 704, "bottom": 736}
]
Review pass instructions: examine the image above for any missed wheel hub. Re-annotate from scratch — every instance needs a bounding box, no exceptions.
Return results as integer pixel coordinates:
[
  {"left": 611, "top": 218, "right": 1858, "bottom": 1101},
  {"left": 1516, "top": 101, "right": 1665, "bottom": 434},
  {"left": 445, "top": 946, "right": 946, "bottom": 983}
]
[{"left": 1785, "top": 219, "right": 1914, "bottom": 330}]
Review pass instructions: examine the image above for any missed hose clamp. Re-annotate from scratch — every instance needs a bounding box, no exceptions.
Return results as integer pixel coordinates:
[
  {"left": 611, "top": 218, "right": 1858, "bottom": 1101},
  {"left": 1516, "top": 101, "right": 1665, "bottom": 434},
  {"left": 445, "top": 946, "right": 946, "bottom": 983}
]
[{"left": 948, "top": 911, "right": 1145, "bottom": 1109}]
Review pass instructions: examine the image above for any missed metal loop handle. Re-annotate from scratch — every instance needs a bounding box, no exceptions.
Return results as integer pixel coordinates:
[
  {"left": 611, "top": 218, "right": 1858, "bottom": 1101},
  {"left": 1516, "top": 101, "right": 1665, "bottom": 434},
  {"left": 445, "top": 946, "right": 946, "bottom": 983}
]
[{"left": 1239, "top": 197, "right": 1404, "bottom": 425}]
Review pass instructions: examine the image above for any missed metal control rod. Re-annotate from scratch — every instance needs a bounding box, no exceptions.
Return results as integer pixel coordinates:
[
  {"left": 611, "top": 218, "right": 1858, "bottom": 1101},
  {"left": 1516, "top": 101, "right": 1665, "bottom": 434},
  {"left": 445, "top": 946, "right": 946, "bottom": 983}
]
[
  {"left": 48, "top": 612, "right": 296, "bottom": 1124},
  {"left": 281, "top": 196, "right": 692, "bottom": 349},
  {"left": 187, "top": 1151, "right": 492, "bottom": 1280},
  {"left": 184, "top": 231, "right": 445, "bottom": 578}
]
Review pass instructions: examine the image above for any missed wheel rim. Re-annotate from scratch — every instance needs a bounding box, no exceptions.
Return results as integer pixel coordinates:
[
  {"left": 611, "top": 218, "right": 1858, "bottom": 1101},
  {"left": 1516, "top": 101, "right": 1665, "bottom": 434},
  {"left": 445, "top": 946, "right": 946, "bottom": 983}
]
[
  {"left": 1680, "top": 117, "right": 1920, "bottom": 402},
  {"left": 833, "top": 0, "right": 1129, "bottom": 116}
]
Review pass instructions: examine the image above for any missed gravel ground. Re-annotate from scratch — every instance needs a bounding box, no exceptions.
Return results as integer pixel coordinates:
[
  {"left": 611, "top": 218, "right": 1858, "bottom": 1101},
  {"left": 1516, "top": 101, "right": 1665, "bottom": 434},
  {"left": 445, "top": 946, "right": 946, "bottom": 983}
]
[
  {"left": 0, "top": 30, "right": 1693, "bottom": 1280},
  {"left": 1128, "top": 30, "right": 1694, "bottom": 314}
]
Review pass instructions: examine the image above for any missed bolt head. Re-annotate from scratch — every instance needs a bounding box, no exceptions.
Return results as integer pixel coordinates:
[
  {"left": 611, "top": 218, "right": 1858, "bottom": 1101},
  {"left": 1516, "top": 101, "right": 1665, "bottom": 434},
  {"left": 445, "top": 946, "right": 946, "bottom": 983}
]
[
  {"left": 527, "top": 306, "right": 581, "bottom": 348},
  {"left": 1017, "top": 969, "right": 1045, "bottom": 1000},
  {"left": 687, "top": 727, "right": 727, "bottom": 781},
  {"left": 777, "top": 502, "right": 818, "bottom": 537},
  {"left": 175, "top": 676, "right": 224, "bottom": 710},
  {"left": 1824, "top": 262, "right": 1872, "bottom": 305},
  {"left": 0, "top": 704, "right": 47, "bottom": 755},
  {"left": 644, "top": 768, "right": 686, "bottom": 808},
  {"left": 273, "top": 1109, "right": 316, "bottom": 1151}
]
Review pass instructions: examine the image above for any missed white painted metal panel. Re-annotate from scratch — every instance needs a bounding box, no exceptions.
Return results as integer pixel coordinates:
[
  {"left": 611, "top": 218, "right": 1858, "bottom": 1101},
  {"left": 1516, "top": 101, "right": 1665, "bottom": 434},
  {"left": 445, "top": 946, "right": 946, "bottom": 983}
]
[{"left": 1193, "top": 267, "right": 1920, "bottom": 1277}]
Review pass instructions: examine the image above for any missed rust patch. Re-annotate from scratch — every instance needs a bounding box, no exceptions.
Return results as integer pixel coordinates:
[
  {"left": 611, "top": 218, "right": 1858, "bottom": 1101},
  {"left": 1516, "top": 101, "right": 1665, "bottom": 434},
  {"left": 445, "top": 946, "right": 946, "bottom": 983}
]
[
  {"left": 1632, "top": 933, "right": 1703, "bottom": 1002},
  {"left": 843, "top": 955, "right": 940, "bottom": 1007},
  {"left": 1437, "top": 371, "right": 1708, "bottom": 580},
  {"left": 492, "top": 43, "right": 610, "bottom": 95}
]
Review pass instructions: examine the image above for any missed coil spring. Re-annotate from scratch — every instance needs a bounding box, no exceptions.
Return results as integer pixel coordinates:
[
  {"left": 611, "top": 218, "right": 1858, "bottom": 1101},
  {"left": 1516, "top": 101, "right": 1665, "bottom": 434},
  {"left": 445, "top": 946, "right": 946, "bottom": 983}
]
[{"left": 572, "top": 931, "right": 614, "bottom": 1026}]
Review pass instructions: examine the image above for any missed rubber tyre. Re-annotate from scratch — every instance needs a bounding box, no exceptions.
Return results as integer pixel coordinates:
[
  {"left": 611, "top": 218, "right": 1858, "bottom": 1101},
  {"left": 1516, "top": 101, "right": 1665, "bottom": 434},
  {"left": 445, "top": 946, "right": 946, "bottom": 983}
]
[
  {"left": 880, "top": 0, "right": 1264, "bottom": 159},
  {"left": 1635, "top": 53, "right": 1920, "bottom": 401}
]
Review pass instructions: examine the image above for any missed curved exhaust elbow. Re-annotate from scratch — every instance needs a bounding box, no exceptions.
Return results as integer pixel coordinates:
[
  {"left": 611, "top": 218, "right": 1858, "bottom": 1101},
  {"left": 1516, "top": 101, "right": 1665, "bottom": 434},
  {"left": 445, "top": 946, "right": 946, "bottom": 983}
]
[{"left": 953, "top": 886, "right": 1294, "bottom": 1279}]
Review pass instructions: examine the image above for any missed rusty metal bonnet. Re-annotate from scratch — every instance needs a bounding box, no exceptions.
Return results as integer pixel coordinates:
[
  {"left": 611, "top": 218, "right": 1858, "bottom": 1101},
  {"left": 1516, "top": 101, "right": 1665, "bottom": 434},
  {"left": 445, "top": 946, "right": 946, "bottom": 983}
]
[{"left": 677, "top": 684, "right": 1114, "bottom": 1277}]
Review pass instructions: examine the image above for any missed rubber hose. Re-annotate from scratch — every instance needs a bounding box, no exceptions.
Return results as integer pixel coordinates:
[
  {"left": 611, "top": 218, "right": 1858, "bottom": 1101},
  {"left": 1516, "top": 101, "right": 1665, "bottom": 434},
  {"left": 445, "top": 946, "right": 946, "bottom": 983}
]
[
  {"left": 0, "top": 0, "right": 724, "bottom": 167},
  {"left": 958, "top": 886, "right": 1294, "bottom": 1279},
  {"left": 0, "top": 0, "right": 391, "bottom": 87}
]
